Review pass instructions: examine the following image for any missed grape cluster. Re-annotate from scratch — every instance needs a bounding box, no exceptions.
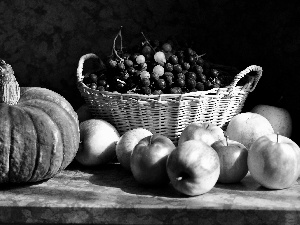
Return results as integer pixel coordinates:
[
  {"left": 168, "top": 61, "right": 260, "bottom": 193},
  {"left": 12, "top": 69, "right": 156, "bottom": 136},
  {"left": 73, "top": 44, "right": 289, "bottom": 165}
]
[{"left": 83, "top": 33, "right": 239, "bottom": 95}]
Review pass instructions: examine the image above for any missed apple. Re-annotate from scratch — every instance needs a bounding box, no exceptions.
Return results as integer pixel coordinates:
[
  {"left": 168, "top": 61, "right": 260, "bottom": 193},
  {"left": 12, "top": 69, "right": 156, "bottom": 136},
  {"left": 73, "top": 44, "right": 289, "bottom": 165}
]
[
  {"left": 226, "top": 112, "right": 274, "bottom": 149},
  {"left": 212, "top": 138, "right": 248, "bottom": 183},
  {"left": 166, "top": 140, "right": 220, "bottom": 196},
  {"left": 251, "top": 104, "right": 292, "bottom": 138},
  {"left": 76, "top": 104, "right": 93, "bottom": 123},
  {"left": 130, "top": 134, "right": 175, "bottom": 186},
  {"left": 116, "top": 128, "right": 153, "bottom": 171},
  {"left": 75, "top": 119, "right": 120, "bottom": 166},
  {"left": 178, "top": 122, "right": 225, "bottom": 146},
  {"left": 248, "top": 133, "right": 300, "bottom": 189}
]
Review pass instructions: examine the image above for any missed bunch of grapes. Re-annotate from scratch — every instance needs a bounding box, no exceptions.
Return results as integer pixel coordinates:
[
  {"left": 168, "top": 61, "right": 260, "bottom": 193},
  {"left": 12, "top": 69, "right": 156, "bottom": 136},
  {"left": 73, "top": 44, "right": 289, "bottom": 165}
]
[{"left": 83, "top": 28, "right": 241, "bottom": 95}]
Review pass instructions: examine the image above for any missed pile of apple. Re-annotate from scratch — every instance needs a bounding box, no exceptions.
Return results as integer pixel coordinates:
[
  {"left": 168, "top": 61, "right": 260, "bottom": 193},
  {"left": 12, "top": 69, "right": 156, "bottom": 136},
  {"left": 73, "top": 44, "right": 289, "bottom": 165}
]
[{"left": 75, "top": 104, "right": 299, "bottom": 196}]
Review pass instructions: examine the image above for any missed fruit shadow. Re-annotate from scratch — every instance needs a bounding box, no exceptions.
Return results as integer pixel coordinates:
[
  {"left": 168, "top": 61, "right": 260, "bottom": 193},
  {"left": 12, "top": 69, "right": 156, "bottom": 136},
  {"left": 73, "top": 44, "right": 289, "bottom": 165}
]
[
  {"left": 79, "top": 162, "right": 183, "bottom": 198},
  {"left": 214, "top": 173, "right": 275, "bottom": 192},
  {"left": 0, "top": 179, "right": 47, "bottom": 191}
]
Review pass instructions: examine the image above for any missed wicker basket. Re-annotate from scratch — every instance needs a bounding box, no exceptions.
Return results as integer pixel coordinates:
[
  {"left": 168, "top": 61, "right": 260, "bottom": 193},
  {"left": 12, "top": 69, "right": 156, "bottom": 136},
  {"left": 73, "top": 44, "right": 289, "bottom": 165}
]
[{"left": 77, "top": 53, "right": 262, "bottom": 144}]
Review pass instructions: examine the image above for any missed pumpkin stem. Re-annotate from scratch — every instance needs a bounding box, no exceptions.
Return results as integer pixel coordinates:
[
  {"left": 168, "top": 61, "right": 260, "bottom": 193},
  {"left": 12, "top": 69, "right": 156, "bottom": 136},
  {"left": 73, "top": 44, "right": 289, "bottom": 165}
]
[{"left": 0, "top": 59, "right": 20, "bottom": 105}]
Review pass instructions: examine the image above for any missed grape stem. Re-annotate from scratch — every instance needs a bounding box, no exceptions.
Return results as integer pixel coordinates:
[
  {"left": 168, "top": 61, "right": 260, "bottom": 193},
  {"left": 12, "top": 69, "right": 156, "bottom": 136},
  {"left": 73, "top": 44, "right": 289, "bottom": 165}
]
[
  {"left": 110, "top": 26, "right": 124, "bottom": 61},
  {"left": 141, "top": 32, "right": 156, "bottom": 53}
]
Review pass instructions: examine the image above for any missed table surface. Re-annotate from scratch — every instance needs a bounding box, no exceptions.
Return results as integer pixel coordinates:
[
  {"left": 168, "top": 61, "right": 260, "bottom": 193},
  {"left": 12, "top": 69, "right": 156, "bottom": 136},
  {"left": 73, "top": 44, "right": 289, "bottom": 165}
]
[{"left": 0, "top": 162, "right": 299, "bottom": 225}]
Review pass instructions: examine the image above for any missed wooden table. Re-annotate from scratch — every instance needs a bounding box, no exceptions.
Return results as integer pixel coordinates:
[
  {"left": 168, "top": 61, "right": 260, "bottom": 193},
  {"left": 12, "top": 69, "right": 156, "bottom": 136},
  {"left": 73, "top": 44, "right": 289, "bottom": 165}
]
[{"left": 0, "top": 162, "right": 299, "bottom": 225}]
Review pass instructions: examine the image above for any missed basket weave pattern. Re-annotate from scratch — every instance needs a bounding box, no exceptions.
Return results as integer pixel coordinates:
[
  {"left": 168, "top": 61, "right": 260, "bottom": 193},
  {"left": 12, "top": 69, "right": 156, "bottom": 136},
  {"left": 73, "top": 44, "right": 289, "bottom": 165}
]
[{"left": 77, "top": 53, "right": 262, "bottom": 144}]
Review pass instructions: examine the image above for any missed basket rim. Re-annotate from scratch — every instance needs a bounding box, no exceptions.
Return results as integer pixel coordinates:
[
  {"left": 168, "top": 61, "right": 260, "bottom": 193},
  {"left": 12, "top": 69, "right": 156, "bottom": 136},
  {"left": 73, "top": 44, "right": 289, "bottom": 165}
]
[{"left": 78, "top": 82, "right": 246, "bottom": 98}]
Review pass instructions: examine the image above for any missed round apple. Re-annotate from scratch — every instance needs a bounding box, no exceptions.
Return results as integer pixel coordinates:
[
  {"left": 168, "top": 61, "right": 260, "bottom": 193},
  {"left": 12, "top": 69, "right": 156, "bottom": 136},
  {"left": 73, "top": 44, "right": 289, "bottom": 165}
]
[
  {"left": 166, "top": 140, "right": 220, "bottom": 196},
  {"left": 212, "top": 139, "right": 248, "bottom": 183},
  {"left": 226, "top": 112, "right": 274, "bottom": 149},
  {"left": 248, "top": 133, "right": 300, "bottom": 189},
  {"left": 251, "top": 104, "right": 292, "bottom": 138},
  {"left": 76, "top": 104, "right": 93, "bottom": 123},
  {"left": 116, "top": 128, "right": 152, "bottom": 171},
  {"left": 130, "top": 134, "right": 176, "bottom": 186},
  {"left": 178, "top": 122, "right": 225, "bottom": 146},
  {"left": 75, "top": 119, "right": 120, "bottom": 166}
]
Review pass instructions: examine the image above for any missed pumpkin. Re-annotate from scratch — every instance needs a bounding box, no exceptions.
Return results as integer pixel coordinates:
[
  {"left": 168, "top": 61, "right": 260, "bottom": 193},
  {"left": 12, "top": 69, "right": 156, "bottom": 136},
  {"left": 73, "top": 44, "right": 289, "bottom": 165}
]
[{"left": 0, "top": 59, "right": 80, "bottom": 183}]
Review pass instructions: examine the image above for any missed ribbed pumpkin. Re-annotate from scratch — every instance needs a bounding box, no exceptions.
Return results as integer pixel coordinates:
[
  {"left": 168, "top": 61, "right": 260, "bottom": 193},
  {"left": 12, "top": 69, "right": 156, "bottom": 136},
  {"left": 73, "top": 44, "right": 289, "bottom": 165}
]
[{"left": 0, "top": 59, "right": 80, "bottom": 183}]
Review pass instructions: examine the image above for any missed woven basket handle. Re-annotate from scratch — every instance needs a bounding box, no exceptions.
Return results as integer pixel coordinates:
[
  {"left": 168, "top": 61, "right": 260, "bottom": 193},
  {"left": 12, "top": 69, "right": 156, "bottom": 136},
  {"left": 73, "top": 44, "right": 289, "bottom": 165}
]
[
  {"left": 76, "top": 53, "right": 100, "bottom": 83},
  {"left": 228, "top": 65, "right": 263, "bottom": 92}
]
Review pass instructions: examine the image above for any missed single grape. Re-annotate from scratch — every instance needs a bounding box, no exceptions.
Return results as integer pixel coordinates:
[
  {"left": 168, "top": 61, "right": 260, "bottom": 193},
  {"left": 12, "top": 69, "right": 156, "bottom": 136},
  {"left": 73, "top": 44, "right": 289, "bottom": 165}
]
[
  {"left": 156, "top": 78, "right": 166, "bottom": 90},
  {"left": 151, "top": 72, "right": 160, "bottom": 80},
  {"left": 188, "top": 55, "right": 196, "bottom": 64},
  {"left": 98, "top": 79, "right": 107, "bottom": 86},
  {"left": 165, "top": 62, "right": 173, "bottom": 72},
  {"left": 127, "top": 67, "right": 136, "bottom": 75},
  {"left": 154, "top": 51, "right": 166, "bottom": 65},
  {"left": 141, "top": 78, "right": 151, "bottom": 87},
  {"left": 170, "top": 87, "right": 182, "bottom": 94},
  {"left": 195, "top": 82, "right": 205, "bottom": 91},
  {"left": 173, "top": 64, "right": 183, "bottom": 73},
  {"left": 89, "top": 73, "right": 98, "bottom": 83},
  {"left": 169, "top": 55, "right": 178, "bottom": 65},
  {"left": 118, "top": 62, "right": 126, "bottom": 70},
  {"left": 211, "top": 69, "right": 220, "bottom": 78},
  {"left": 124, "top": 59, "right": 133, "bottom": 68},
  {"left": 196, "top": 57, "right": 204, "bottom": 65},
  {"left": 140, "top": 62, "right": 148, "bottom": 71},
  {"left": 186, "top": 72, "right": 197, "bottom": 80},
  {"left": 197, "top": 73, "right": 207, "bottom": 83},
  {"left": 140, "top": 71, "right": 151, "bottom": 79},
  {"left": 185, "top": 48, "right": 194, "bottom": 56},
  {"left": 153, "top": 65, "right": 164, "bottom": 77},
  {"left": 136, "top": 55, "right": 146, "bottom": 64},
  {"left": 186, "top": 78, "right": 197, "bottom": 90},
  {"left": 175, "top": 78, "right": 185, "bottom": 87},
  {"left": 176, "top": 72, "right": 185, "bottom": 80},
  {"left": 194, "top": 65, "right": 204, "bottom": 74},
  {"left": 164, "top": 71, "right": 174, "bottom": 79},
  {"left": 213, "top": 78, "right": 221, "bottom": 86},
  {"left": 189, "top": 88, "right": 198, "bottom": 92},
  {"left": 152, "top": 90, "right": 163, "bottom": 95},
  {"left": 140, "top": 86, "right": 151, "bottom": 95},
  {"left": 97, "top": 86, "right": 106, "bottom": 91},
  {"left": 108, "top": 59, "right": 118, "bottom": 68},
  {"left": 90, "top": 83, "right": 97, "bottom": 90},
  {"left": 182, "top": 62, "right": 190, "bottom": 70},
  {"left": 162, "top": 43, "right": 172, "bottom": 52},
  {"left": 164, "top": 76, "right": 174, "bottom": 87},
  {"left": 205, "top": 80, "right": 213, "bottom": 90},
  {"left": 142, "top": 45, "right": 153, "bottom": 56}
]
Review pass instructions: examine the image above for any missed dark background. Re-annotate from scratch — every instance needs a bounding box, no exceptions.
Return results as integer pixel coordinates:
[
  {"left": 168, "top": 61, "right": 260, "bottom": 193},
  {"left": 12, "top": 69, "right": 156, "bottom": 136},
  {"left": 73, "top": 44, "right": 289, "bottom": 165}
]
[{"left": 1, "top": 0, "right": 299, "bottom": 142}]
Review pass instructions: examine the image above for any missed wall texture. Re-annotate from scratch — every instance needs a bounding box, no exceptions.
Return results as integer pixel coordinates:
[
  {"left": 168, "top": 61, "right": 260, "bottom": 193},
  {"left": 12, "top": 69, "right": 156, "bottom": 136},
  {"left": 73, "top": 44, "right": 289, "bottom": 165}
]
[{"left": 1, "top": 0, "right": 299, "bottom": 138}]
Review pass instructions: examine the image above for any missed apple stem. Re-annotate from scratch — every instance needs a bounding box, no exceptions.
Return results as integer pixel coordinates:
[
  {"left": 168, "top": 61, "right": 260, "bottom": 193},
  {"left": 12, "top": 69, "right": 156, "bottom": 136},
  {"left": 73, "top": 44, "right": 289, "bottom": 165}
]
[
  {"left": 149, "top": 134, "right": 153, "bottom": 145},
  {"left": 225, "top": 135, "right": 228, "bottom": 146},
  {"left": 277, "top": 133, "right": 279, "bottom": 143},
  {"left": 206, "top": 124, "right": 209, "bottom": 129}
]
